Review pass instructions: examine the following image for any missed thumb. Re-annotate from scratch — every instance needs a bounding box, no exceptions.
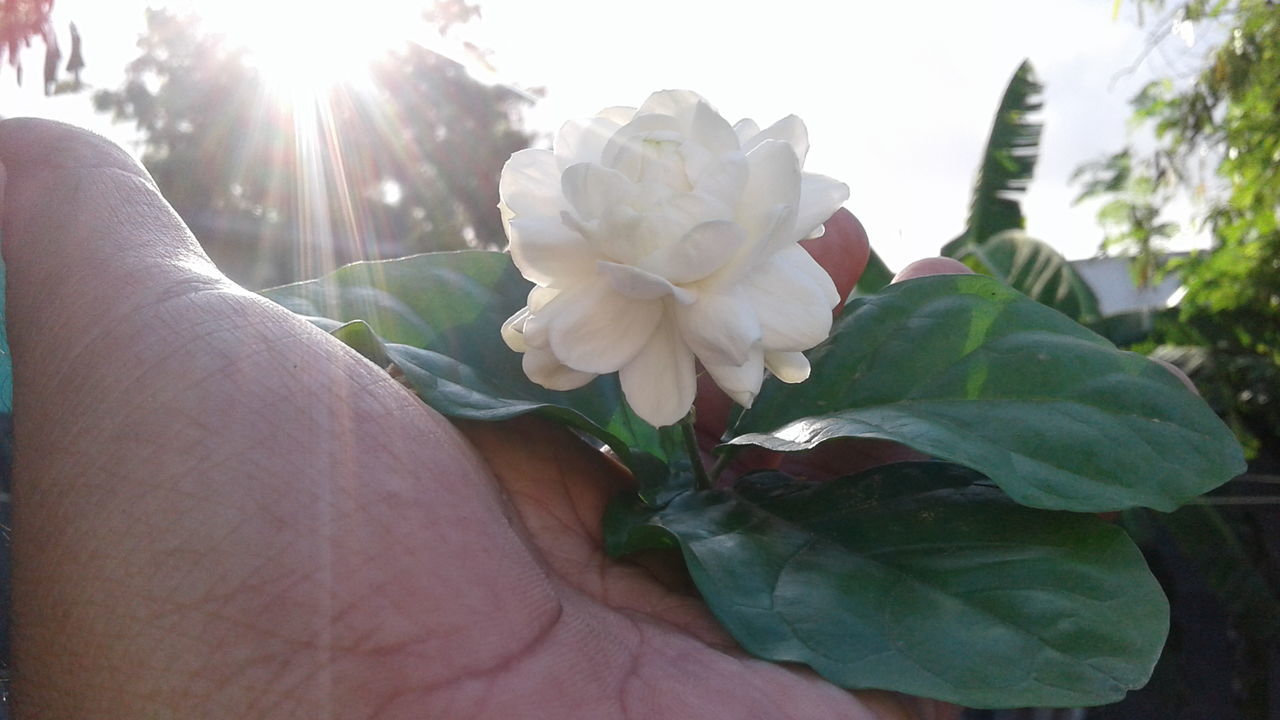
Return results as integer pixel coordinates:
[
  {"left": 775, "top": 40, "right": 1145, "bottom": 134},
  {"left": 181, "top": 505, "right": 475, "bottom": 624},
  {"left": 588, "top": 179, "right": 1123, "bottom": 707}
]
[{"left": 0, "top": 119, "right": 227, "bottom": 359}]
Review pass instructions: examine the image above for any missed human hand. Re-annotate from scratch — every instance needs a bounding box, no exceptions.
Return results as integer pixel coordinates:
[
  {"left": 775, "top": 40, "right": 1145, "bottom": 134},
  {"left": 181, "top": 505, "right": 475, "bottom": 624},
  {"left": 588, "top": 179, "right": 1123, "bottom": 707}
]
[{"left": 1, "top": 118, "right": 956, "bottom": 719}]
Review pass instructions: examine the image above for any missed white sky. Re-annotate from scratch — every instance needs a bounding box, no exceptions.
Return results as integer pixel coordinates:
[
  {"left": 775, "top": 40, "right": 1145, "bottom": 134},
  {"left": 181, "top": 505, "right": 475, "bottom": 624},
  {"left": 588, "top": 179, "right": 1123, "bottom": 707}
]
[{"left": 0, "top": 0, "right": 1207, "bottom": 271}]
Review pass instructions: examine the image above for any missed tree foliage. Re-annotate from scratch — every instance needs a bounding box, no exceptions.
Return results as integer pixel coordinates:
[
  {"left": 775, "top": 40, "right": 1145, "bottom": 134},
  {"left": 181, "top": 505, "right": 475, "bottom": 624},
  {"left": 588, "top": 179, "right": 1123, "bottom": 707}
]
[
  {"left": 1078, "top": 5, "right": 1280, "bottom": 717},
  {"left": 0, "top": 0, "right": 79, "bottom": 92},
  {"left": 1079, "top": 0, "right": 1279, "bottom": 467},
  {"left": 940, "top": 60, "right": 1101, "bottom": 324},
  {"left": 93, "top": 6, "right": 532, "bottom": 288}
]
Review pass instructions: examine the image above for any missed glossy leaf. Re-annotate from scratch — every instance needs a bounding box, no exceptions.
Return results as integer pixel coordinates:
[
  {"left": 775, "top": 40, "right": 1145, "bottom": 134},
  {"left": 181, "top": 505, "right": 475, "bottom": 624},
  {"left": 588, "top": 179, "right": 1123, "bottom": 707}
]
[
  {"left": 609, "top": 463, "right": 1169, "bottom": 708},
  {"left": 262, "top": 251, "right": 670, "bottom": 467},
  {"left": 730, "top": 273, "right": 1245, "bottom": 512}
]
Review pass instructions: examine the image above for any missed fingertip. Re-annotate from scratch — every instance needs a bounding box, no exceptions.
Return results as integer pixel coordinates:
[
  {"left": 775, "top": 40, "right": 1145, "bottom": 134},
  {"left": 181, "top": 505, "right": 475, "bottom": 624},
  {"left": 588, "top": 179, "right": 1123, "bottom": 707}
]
[
  {"left": 891, "top": 257, "right": 974, "bottom": 284},
  {"left": 800, "top": 208, "right": 870, "bottom": 305},
  {"left": 1153, "top": 357, "right": 1200, "bottom": 395}
]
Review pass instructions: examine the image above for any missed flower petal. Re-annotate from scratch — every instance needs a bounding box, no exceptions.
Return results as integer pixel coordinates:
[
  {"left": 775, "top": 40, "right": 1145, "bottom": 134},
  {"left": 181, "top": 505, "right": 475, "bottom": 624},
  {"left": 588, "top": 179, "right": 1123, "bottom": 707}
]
[
  {"left": 746, "top": 245, "right": 839, "bottom": 351},
  {"left": 794, "top": 172, "right": 850, "bottom": 241},
  {"left": 555, "top": 115, "right": 627, "bottom": 167},
  {"left": 639, "top": 220, "right": 745, "bottom": 285},
  {"left": 741, "top": 114, "right": 809, "bottom": 164},
  {"left": 636, "top": 89, "right": 708, "bottom": 125},
  {"left": 692, "top": 152, "right": 748, "bottom": 207},
  {"left": 598, "top": 261, "right": 696, "bottom": 304},
  {"left": 738, "top": 140, "right": 801, "bottom": 247},
  {"left": 704, "top": 347, "right": 765, "bottom": 408},
  {"left": 544, "top": 277, "right": 664, "bottom": 373},
  {"left": 601, "top": 114, "right": 685, "bottom": 180},
  {"left": 732, "top": 118, "right": 761, "bottom": 144},
  {"left": 688, "top": 99, "right": 740, "bottom": 156},
  {"left": 765, "top": 350, "right": 811, "bottom": 383},
  {"left": 507, "top": 216, "right": 598, "bottom": 286},
  {"left": 562, "top": 162, "right": 633, "bottom": 221},
  {"left": 677, "top": 286, "right": 761, "bottom": 367},
  {"left": 502, "top": 306, "right": 530, "bottom": 351},
  {"left": 523, "top": 348, "right": 598, "bottom": 391},
  {"left": 619, "top": 320, "right": 696, "bottom": 427},
  {"left": 630, "top": 191, "right": 730, "bottom": 260},
  {"left": 499, "top": 149, "right": 563, "bottom": 219}
]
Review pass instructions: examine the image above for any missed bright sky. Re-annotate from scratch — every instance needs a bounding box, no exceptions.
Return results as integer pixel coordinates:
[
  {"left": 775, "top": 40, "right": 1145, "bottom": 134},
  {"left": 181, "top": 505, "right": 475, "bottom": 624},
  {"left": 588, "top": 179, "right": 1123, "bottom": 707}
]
[{"left": 0, "top": 0, "right": 1205, "bottom": 271}]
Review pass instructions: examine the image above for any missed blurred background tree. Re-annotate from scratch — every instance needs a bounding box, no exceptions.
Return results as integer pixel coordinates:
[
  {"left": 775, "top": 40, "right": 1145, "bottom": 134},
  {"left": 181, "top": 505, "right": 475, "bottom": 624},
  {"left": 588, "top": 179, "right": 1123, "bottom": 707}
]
[
  {"left": 93, "top": 3, "right": 532, "bottom": 288},
  {"left": 1066, "top": 5, "right": 1280, "bottom": 718},
  {"left": 1, "top": 0, "right": 81, "bottom": 93},
  {"left": 1076, "top": 0, "right": 1278, "bottom": 469}
]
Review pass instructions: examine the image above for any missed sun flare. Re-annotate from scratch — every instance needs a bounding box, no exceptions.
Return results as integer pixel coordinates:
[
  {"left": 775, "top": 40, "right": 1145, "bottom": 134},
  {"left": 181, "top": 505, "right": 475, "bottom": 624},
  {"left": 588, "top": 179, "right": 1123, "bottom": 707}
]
[{"left": 176, "top": 0, "right": 428, "bottom": 96}]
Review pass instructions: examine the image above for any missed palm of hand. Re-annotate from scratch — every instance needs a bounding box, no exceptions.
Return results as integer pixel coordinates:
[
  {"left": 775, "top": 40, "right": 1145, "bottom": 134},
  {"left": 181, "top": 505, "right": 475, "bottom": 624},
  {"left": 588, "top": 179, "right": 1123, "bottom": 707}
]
[{"left": 454, "top": 420, "right": 939, "bottom": 720}]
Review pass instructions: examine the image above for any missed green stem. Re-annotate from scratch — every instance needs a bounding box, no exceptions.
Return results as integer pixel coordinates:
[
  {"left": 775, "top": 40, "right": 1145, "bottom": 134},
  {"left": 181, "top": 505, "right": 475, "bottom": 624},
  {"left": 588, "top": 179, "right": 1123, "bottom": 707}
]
[
  {"left": 680, "top": 413, "right": 713, "bottom": 491},
  {"left": 709, "top": 448, "right": 737, "bottom": 484}
]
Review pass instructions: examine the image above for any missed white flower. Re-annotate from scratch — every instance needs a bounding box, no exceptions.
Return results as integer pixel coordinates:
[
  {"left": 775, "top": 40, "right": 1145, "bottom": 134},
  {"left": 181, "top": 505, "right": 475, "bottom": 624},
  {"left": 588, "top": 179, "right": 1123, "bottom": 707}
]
[{"left": 499, "top": 90, "right": 849, "bottom": 427}]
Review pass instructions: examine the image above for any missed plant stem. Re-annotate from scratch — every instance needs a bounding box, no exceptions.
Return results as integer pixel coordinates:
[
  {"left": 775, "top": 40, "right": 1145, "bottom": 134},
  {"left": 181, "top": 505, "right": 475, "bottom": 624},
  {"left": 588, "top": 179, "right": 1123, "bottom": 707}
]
[
  {"left": 709, "top": 449, "right": 736, "bottom": 484},
  {"left": 680, "top": 414, "right": 713, "bottom": 491}
]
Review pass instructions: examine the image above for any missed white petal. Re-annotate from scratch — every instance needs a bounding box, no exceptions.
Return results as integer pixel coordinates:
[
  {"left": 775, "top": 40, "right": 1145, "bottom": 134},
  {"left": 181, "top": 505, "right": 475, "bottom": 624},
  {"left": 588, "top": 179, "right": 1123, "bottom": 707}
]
[
  {"left": 738, "top": 140, "right": 801, "bottom": 248},
  {"left": 596, "top": 105, "right": 638, "bottom": 124},
  {"left": 692, "top": 152, "right": 748, "bottom": 207},
  {"left": 688, "top": 99, "right": 740, "bottom": 156},
  {"left": 677, "top": 286, "right": 762, "bottom": 367},
  {"left": 704, "top": 347, "right": 765, "bottom": 408},
  {"left": 520, "top": 288, "right": 565, "bottom": 351},
  {"left": 555, "top": 116, "right": 625, "bottom": 167},
  {"left": 507, "top": 216, "right": 598, "bottom": 286},
  {"left": 793, "top": 172, "right": 850, "bottom": 242},
  {"left": 499, "top": 149, "right": 562, "bottom": 219},
  {"left": 523, "top": 348, "right": 598, "bottom": 391},
  {"left": 765, "top": 350, "right": 811, "bottom": 384},
  {"left": 746, "top": 246, "right": 839, "bottom": 351},
  {"left": 630, "top": 191, "right": 729, "bottom": 260},
  {"left": 544, "top": 277, "right": 664, "bottom": 373},
  {"left": 787, "top": 244, "right": 842, "bottom": 307},
  {"left": 601, "top": 114, "right": 684, "bottom": 179},
  {"left": 527, "top": 285, "right": 560, "bottom": 313},
  {"left": 619, "top": 320, "right": 697, "bottom": 427},
  {"left": 502, "top": 307, "right": 530, "bottom": 351},
  {"left": 638, "top": 220, "right": 745, "bottom": 285},
  {"left": 732, "top": 118, "right": 761, "bottom": 144},
  {"left": 598, "top": 261, "right": 696, "bottom": 304},
  {"left": 636, "top": 89, "right": 707, "bottom": 125},
  {"left": 741, "top": 115, "right": 809, "bottom": 164},
  {"left": 561, "top": 162, "right": 633, "bottom": 221}
]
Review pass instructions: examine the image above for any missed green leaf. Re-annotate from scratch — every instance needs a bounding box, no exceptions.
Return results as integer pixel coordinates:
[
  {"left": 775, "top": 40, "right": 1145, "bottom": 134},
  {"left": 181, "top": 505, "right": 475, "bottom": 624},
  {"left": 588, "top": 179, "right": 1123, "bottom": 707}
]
[
  {"left": 851, "top": 247, "right": 894, "bottom": 297},
  {"left": 960, "top": 229, "right": 1101, "bottom": 323},
  {"left": 943, "top": 59, "right": 1043, "bottom": 257},
  {"left": 330, "top": 320, "right": 391, "bottom": 368},
  {"left": 729, "top": 274, "right": 1245, "bottom": 512},
  {"left": 610, "top": 463, "right": 1169, "bottom": 708},
  {"left": 262, "top": 251, "right": 671, "bottom": 468}
]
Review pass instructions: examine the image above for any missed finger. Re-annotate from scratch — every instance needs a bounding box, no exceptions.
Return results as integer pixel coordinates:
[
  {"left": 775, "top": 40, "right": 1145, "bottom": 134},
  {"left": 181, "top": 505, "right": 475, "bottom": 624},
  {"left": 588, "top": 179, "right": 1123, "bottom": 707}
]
[
  {"left": 1152, "top": 357, "right": 1199, "bottom": 394},
  {"left": 799, "top": 207, "right": 870, "bottom": 306},
  {"left": 694, "top": 209, "right": 871, "bottom": 441},
  {"left": 2, "top": 120, "right": 560, "bottom": 715},
  {"left": 891, "top": 256, "right": 973, "bottom": 283}
]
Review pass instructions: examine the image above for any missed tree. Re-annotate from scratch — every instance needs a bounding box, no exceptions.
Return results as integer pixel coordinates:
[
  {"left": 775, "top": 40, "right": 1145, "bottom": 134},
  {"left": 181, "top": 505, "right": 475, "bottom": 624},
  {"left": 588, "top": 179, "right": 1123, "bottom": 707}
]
[
  {"left": 856, "top": 60, "right": 1101, "bottom": 327},
  {"left": 1077, "top": 0, "right": 1279, "bottom": 468},
  {"left": 1077, "top": 4, "right": 1280, "bottom": 718},
  {"left": 0, "top": 0, "right": 72, "bottom": 90},
  {"left": 93, "top": 6, "right": 532, "bottom": 289}
]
